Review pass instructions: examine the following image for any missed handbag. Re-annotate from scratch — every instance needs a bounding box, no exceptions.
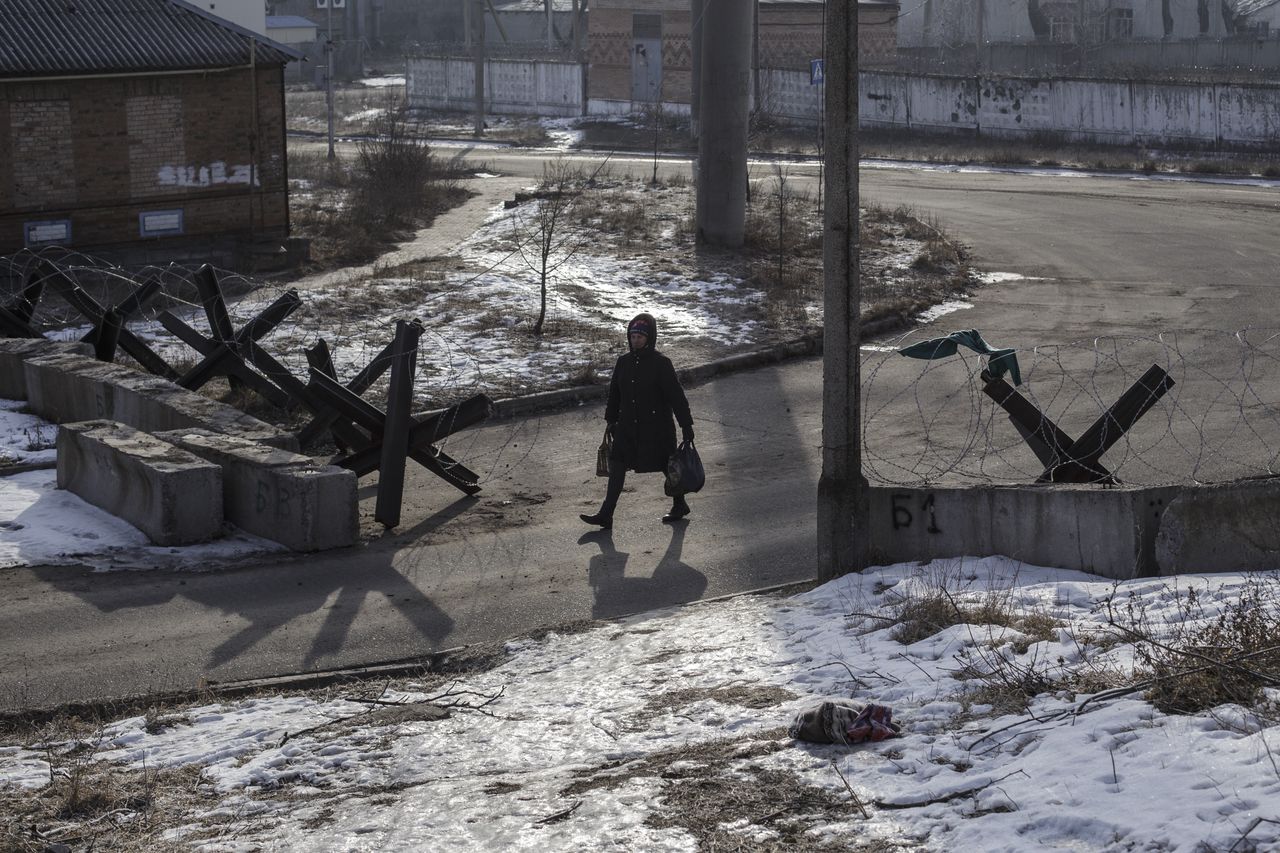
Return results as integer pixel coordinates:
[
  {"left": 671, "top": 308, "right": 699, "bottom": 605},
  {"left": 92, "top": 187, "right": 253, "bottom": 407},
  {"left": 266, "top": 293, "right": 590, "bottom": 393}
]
[
  {"left": 664, "top": 440, "right": 705, "bottom": 496},
  {"left": 596, "top": 428, "right": 612, "bottom": 477}
]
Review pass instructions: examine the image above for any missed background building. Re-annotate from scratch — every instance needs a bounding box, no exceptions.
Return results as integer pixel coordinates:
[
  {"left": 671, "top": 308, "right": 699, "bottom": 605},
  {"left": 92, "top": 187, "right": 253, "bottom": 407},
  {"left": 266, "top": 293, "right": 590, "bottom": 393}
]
[
  {"left": 587, "top": 0, "right": 899, "bottom": 113},
  {"left": 0, "top": 0, "right": 300, "bottom": 265}
]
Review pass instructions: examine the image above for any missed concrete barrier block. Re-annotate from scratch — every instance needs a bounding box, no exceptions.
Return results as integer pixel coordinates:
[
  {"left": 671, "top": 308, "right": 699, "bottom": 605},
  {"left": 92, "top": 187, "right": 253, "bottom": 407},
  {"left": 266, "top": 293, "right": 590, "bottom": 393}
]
[
  {"left": 868, "top": 484, "right": 1181, "bottom": 580},
  {"left": 157, "top": 428, "right": 357, "bottom": 551},
  {"left": 23, "top": 352, "right": 298, "bottom": 451},
  {"left": 1156, "top": 479, "right": 1280, "bottom": 574},
  {"left": 56, "top": 420, "right": 224, "bottom": 546},
  {"left": 0, "top": 339, "right": 93, "bottom": 400},
  {"left": 24, "top": 352, "right": 111, "bottom": 424},
  {"left": 107, "top": 371, "right": 298, "bottom": 450}
]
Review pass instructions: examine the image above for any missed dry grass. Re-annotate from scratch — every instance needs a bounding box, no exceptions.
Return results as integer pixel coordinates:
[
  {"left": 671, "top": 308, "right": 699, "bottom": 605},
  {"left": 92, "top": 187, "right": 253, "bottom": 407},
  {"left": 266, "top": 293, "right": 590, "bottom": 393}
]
[
  {"left": 629, "top": 684, "right": 798, "bottom": 729},
  {"left": 561, "top": 731, "right": 905, "bottom": 851},
  {"left": 0, "top": 739, "right": 208, "bottom": 853},
  {"left": 1108, "top": 577, "right": 1280, "bottom": 715},
  {"left": 570, "top": 184, "right": 668, "bottom": 248},
  {"left": 287, "top": 106, "right": 474, "bottom": 266}
]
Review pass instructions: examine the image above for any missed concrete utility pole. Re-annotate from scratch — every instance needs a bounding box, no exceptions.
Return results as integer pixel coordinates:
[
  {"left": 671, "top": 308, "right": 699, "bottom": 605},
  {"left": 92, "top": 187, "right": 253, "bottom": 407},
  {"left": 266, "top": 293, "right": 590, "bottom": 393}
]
[
  {"left": 473, "top": 0, "right": 485, "bottom": 137},
  {"left": 546, "top": 0, "right": 554, "bottom": 49},
  {"left": 326, "top": 0, "right": 335, "bottom": 160},
  {"left": 694, "top": 0, "right": 751, "bottom": 247},
  {"left": 690, "top": 0, "right": 703, "bottom": 141},
  {"left": 817, "top": 0, "right": 867, "bottom": 580}
]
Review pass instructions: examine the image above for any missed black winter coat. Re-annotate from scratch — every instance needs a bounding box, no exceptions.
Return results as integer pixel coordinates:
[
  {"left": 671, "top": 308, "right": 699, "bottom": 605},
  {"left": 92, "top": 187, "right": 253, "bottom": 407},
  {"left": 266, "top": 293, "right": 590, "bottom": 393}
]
[{"left": 606, "top": 318, "right": 693, "bottom": 474}]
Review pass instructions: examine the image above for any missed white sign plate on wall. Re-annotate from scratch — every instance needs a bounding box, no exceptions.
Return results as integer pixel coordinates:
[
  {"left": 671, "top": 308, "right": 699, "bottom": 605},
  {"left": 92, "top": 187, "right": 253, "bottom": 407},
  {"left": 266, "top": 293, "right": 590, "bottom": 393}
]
[
  {"left": 23, "top": 220, "right": 71, "bottom": 247},
  {"left": 139, "top": 209, "right": 184, "bottom": 237}
]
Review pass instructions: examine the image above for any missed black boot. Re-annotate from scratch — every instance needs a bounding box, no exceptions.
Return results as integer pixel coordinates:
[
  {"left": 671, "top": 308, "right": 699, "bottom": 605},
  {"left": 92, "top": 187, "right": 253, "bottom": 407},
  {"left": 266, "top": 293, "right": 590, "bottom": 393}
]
[
  {"left": 662, "top": 495, "right": 690, "bottom": 523},
  {"left": 580, "top": 512, "right": 613, "bottom": 529}
]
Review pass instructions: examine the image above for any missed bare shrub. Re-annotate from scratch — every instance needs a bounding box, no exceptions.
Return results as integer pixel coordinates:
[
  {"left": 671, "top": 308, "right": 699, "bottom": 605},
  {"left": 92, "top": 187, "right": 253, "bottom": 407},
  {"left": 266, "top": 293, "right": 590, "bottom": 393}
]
[
  {"left": 288, "top": 101, "right": 471, "bottom": 265},
  {"left": 352, "top": 105, "right": 458, "bottom": 228},
  {"left": 1107, "top": 577, "right": 1280, "bottom": 715}
]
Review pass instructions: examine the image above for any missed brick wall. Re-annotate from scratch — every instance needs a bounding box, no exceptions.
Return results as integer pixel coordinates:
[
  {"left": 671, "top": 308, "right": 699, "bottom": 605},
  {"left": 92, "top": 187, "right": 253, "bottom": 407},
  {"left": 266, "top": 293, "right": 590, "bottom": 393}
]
[
  {"left": 11, "top": 99, "right": 76, "bottom": 207},
  {"left": 588, "top": 3, "right": 899, "bottom": 104},
  {"left": 127, "top": 92, "right": 186, "bottom": 199},
  {"left": 1, "top": 66, "right": 288, "bottom": 255}
]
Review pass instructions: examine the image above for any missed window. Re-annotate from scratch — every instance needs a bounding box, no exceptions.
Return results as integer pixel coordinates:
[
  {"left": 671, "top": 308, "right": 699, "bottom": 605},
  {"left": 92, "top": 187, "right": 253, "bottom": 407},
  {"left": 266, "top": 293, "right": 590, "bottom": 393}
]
[
  {"left": 1049, "top": 17, "right": 1076, "bottom": 42},
  {"left": 633, "top": 13, "right": 661, "bottom": 40},
  {"left": 1107, "top": 8, "right": 1134, "bottom": 40}
]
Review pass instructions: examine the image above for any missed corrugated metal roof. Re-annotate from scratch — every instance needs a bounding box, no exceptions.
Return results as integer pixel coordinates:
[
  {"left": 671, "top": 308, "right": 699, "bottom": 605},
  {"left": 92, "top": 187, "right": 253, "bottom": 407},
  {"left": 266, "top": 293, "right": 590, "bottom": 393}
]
[{"left": 0, "top": 0, "right": 301, "bottom": 79}]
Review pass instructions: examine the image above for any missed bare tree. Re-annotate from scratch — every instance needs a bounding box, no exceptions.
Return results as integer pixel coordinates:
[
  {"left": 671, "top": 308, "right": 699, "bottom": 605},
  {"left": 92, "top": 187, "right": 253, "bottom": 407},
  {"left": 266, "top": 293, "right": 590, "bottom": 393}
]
[{"left": 514, "top": 159, "right": 587, "bottom": 337}]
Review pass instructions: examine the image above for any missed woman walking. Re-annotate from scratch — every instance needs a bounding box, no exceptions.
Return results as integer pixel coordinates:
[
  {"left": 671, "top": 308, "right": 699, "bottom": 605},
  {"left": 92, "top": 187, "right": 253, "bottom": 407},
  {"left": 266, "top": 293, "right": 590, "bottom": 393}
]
[{"left": 580, "top": 313, "right": 695, "bottom": 529}]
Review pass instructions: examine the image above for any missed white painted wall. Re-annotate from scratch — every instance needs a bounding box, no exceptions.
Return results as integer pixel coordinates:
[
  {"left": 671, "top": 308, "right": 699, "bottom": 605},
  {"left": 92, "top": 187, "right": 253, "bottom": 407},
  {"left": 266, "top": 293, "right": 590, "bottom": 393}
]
[
  {"left": 406, "top": 56, "right": 584, "bottom": 117},
  {"left": 898, "top": 0, "right": 1227, "bottom": 46},
  {"left": 192, "top": 0, "right": 268, "bottom": 36},
  {"left": 761, "top": 69, "right": 1280, "bottom": 149}
]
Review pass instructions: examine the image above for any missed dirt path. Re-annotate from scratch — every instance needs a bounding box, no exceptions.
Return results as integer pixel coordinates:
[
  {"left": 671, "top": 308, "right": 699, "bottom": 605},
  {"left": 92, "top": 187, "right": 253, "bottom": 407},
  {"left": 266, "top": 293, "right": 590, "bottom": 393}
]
[{"left": 288, "top": 174, "right": 534, "bottom": 292}]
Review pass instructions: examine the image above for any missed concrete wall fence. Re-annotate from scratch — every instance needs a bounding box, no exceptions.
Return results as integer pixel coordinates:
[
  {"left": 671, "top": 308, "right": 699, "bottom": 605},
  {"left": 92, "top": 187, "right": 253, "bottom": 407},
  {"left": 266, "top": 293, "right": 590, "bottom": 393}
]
[
  {"left": 409, "top": 55, "right": 1280, "bottom": 149},
  {"left": 406, "top": 55, "right": 585, "bottom": 117},
  {"left": 899, "top": 40, "right": 1280, "bottom": 78},
  {"left": 807, "top": 70, "right": 1278, "bottom": 149},
  {"left": 869, "top": 479, "right": 1280, "bottom": 580}
]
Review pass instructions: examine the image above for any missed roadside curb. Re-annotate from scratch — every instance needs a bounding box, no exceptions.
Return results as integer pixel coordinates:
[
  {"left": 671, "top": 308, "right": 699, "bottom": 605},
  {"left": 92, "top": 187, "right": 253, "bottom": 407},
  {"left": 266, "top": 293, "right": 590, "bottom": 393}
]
[{"left": 489, "top": 312, "right": 908, "bottom": 420}]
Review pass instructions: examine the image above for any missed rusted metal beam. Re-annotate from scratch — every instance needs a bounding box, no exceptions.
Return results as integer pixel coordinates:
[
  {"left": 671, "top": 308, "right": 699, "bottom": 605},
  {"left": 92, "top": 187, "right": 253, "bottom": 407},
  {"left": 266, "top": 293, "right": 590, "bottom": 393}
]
[
  {"left": 375, "top": 320, "right": 422, "bottom": 528},
  {"left": 1045, "top": 365, "right": 1174, "bottom": 484},
  {"left": 41, "top": 262, "right": 176, "bottom": 377},
  {"left": 161, "top": 311, "right": 291, "bottom": 408},
  {"left": 338, "top": 395, "right": 492, "bottom": 477}
]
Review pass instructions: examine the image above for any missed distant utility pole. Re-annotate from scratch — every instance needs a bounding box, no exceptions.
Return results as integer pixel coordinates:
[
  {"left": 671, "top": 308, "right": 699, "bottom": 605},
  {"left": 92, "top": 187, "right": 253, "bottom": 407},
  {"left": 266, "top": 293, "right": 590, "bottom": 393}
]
[
  {"left": 817, "top": 0, "right": 867, "bottom": 580},
  {"left": 694, "top": 0, "right": 751, "bottom": 247},
  {"left": 326, "top": 0, "right": 335, "bottom": 160},
  {"left": 473, "top": 0, "right": 485, "bottom": 137},
  {"left": 976, "top": 0, "right": 985, "bottom": 72},
  {"left": 690, "top": 0, "right": 702, "bottom": 141}
]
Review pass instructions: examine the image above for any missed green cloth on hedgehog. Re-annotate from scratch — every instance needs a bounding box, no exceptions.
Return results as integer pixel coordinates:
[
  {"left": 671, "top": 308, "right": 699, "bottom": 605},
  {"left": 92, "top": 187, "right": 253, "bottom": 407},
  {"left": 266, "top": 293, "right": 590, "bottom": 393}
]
[{"left": 897, "top": 329, "right": 1022, "bottom": 386}]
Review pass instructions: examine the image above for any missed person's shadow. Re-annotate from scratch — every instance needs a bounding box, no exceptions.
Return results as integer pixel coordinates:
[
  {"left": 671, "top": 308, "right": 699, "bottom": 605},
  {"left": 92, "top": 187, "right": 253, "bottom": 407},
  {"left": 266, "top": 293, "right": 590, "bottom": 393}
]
[{"left": 579, "top": 522, "right": 707, "bottom": 620}]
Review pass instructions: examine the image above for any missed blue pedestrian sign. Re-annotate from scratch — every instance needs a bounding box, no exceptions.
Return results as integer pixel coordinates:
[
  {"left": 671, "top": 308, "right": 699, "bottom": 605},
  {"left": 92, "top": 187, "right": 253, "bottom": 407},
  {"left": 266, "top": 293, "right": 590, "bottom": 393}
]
[{"left": 810, "top": 59, "right": 824, "bottom": 85}]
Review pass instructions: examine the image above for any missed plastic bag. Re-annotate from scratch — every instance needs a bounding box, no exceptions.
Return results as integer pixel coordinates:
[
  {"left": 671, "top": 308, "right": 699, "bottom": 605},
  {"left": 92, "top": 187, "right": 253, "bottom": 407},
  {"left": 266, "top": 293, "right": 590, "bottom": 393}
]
[
  {"left": 664, "top": 440, "right": 705, "bottom": 496},
  {"left": 596, "top": 428, "right": 612, "bottom": 477}
]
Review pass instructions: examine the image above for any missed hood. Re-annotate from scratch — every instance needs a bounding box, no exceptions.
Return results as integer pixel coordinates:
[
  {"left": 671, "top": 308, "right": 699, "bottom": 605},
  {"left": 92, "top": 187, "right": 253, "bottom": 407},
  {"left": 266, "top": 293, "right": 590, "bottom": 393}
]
[{"left": 627, "top": 312, "right": 658, "bottom": 351}]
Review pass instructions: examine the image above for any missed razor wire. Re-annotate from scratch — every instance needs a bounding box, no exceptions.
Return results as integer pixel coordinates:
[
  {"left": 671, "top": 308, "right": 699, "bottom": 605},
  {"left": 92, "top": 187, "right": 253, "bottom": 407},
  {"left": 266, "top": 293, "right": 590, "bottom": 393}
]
[
  {"left": 862, "top": 326, "right": 1280, "bottom": 487},
  {"left": 0, "top": 245, "right": 616, "bottom": 488},
  {"left": 15, "top": 247, "right": 1280, "bottom": 491}
]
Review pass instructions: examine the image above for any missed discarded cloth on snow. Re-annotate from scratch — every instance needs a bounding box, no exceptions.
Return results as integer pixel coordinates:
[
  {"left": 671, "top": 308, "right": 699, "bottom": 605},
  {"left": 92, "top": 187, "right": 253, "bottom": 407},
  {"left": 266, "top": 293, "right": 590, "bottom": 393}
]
[
  {"left": 789, "top": 700, "right": 902, "bottom": 745},
  {"left": 897, "top": 329, "right": 1022, "bottom": 386}
]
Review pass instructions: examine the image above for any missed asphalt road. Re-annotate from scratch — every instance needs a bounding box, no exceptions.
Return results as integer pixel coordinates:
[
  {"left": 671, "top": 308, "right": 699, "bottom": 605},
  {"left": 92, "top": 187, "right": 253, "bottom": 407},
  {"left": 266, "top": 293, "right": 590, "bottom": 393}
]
[{"left": 3, "top": 155, "right": 1278, "bottom": 711}]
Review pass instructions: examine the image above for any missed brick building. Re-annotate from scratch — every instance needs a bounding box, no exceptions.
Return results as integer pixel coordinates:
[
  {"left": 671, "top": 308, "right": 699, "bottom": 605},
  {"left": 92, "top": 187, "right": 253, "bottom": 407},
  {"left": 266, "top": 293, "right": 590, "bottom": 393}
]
[
  {"left": 588, "top": 0, "right": 899, "bottom": 112},
  {"left": 0, "top": 0, "right": 300, "bottom": 262}
]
